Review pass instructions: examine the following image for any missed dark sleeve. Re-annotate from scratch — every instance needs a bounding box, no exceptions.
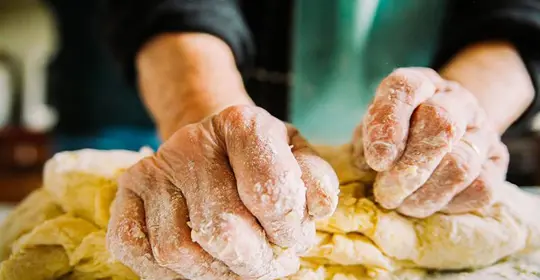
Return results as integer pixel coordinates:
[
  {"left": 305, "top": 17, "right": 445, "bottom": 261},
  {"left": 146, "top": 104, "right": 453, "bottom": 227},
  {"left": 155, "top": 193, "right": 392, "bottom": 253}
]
[
  {"left": 432, "top": 0, "right": 540, "bottom": 132},
  {"left": 106, "top": 0, "right": 254, "bottom": 83}
]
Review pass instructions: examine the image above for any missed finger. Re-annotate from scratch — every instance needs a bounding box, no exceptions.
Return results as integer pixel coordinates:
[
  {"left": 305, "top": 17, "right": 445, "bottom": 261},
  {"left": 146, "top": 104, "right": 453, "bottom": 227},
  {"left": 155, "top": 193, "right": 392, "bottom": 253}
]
[
  {"left": 261, "top": 249, "right": 301, "bottom": 280},
  {"left": 288, "top": 125, "right": 339, "bottom": 219},
  {"left": 215, "top": 105, "right": 315, "bottom": 251},
  {"left": 443, "top": 138, "right": 509, "bottom": 214},
  {"left": 362, "top": 68, "right": 437, "bottom": 171},
  {"left": 374, "top": 84, "right": 479, "bottom": 209},
  {"left": 106, "top": 187, "right": 180, "bottom": 280},
  {"left": 442, "top": 161, "right": 498, "bottom": 214},
  {"left": 397, "top": 127, "right": 488, "bottom": 218},
  {"left": 126, "top": 158, "right": 238, "bottom": 279},
  {"left": 159, "top": 123, "right": 289, "bottom": 278}
]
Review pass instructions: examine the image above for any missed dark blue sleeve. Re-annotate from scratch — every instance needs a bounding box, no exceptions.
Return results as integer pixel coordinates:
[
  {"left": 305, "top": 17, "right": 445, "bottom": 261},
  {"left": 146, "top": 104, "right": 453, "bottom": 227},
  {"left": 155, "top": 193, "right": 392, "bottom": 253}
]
[
  {"left": 106, "top": 0, "right": 254, "bottom": 83},
  {"left": 433, "top": 0, "right": 540, "bottom": 132}
]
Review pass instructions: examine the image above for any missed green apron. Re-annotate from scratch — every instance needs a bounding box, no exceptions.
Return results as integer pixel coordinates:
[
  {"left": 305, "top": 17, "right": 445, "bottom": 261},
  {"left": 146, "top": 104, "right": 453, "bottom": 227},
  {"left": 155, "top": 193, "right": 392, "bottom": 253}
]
[{"left": 291, "top": 0, "right": 447, "bottom": 144}]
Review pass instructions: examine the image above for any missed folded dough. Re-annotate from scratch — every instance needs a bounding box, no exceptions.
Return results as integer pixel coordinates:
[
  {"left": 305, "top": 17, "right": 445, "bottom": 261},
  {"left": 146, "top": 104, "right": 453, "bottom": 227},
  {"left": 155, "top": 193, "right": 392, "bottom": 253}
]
[
  {"left": 0, "top": 149, "right": 149, "bottom": 280},
  {"left": 0, "top": 145, "right": 538, "bottom": 280},
  {"left": 0, "top": 189, "right": 63, "bottom": 261},
  {"left": 297, "top": 145, "right": 540, "bottom": 278},
  {"left": 42, "top": 148, "right": 153, "bottom": 228}
]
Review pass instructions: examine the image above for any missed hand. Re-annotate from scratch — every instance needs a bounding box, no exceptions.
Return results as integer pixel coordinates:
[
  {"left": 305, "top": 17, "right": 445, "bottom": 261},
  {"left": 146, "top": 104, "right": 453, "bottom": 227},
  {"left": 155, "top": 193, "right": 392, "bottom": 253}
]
[
  {"left": 354, "top": 68, "right": 509, "bottom": 218},
  {"left": 107, "top": 105, "right": 339, "bottom": 280}
]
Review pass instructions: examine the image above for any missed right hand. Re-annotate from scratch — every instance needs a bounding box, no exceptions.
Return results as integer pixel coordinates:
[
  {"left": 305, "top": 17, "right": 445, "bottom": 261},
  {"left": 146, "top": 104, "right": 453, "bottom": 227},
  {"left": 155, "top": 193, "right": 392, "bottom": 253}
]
[
  {"left": 354, "top": 68, "right": 510, "bottom": 218},
  {"left": 107, "top": 105, "right": 340, "bottom": 280}
]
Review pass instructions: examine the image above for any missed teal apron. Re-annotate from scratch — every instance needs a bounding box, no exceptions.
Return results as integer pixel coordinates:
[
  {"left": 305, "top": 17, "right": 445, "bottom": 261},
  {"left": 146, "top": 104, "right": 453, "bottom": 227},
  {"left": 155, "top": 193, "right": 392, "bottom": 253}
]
[{"left": 291, "top": 0, "right": 447, "bottom": 144}]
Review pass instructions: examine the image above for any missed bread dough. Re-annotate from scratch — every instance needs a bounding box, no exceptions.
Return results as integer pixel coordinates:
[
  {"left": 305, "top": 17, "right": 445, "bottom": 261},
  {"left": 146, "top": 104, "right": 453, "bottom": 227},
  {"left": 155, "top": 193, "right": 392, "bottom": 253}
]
[
  {"left": 0, "top": 189, "right": 63, "bottom": 261},
  {"left": 426, "top": 251, "right": 540, "bottom": 280},
  {"left": 292, "top": 145, "right": 540, "bottom": 279},
  {"left": 0, "top": 145, "right": 539, "bottom": 280},
  {"left": 0, "top": 246, "right": 70, "bottom": 280},
  {"left": 0, "top": 149, "right": 149, "bottom": 280},
  {"left": 42, "top": 148, "right": 153, "bottom": 228}
]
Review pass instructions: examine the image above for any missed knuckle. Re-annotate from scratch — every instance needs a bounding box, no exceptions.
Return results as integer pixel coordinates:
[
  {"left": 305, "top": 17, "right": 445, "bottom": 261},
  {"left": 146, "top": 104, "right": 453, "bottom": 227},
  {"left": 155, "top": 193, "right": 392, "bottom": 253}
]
[
  {"left": 307, "top": 186, "right": 338, "bottom": 219},
  {"left": 414, "top": 104, "right": 458, "bottom": 143},
  {"left": 172, "top": 124, "right": 204, "bottom": 148},
  {"left": 472, "top": 178, "right": 495, "bottom": 200},
  {"left": 153, "top": 243, "right": 195, "bottom": 268},
  {"left": 383, "top": 68, "right": 431, "bottom": 105},
  {"left": 118, "top": 161, "right": 144, "bottom": 186},
  {"left": 269, "top": 220, "right": 315, "bottom": 253},
  {"left": 457, "top": 179, "right": 494, "bottom": 209},
  {"left": 217, "top": 104, "right": 283, "bottom": 137},
  {"left": 270, "top": 226, "right": 298, "bottom": 245},
  {"left": 264, "top": 214, "right": 311, "bottom": 248},
  {"left": 383, "top": 71, "right": 416, "bottom": 105},
  {"left": 120, "top": 158, "right": 158, "bottom": 198},
  {"left": 193, "top": 214, "right": 247, "bottom": 254},
  {"left": 125, "top": 156, "right": 151, "bottom": 175},
  {"left": 117, "top": 172, "right": 133, "bottom": 192},
  {"left": 219, "top": 105, "right": 263, "bottom": 126},
  {"left": 191, "top": 214, "right": 277, "bottom": 276},
  {"left": 151, "top": 234, "right": 225, "bottom": 279},
  {"left": 220, "top": 104, "right": 257, "bottom": 118},
  {"left": 106, "top": 220, "right": 145, "bottom": 261},
  {"left": 440, "top": 154, "right": 471, "bottom": 185}
]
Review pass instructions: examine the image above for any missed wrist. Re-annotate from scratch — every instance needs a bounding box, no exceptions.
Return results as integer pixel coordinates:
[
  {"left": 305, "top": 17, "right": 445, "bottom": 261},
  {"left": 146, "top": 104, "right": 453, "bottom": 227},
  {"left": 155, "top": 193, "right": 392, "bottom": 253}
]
[
  {"left": 159, "top": 88, "right": 253, "bottom": 139},
  {"left": 440, "top": 41, "right": 534, "bottom": 134},
  {"left": 136, "top": 33, "right": 253, "bottom": 140}
]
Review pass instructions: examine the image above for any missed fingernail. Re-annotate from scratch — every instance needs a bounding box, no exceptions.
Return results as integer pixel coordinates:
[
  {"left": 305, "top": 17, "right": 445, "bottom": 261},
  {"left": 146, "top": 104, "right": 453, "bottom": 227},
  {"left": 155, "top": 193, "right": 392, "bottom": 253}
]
[{"left": 366, "top": 142, "right": 396, "bottom": 171}]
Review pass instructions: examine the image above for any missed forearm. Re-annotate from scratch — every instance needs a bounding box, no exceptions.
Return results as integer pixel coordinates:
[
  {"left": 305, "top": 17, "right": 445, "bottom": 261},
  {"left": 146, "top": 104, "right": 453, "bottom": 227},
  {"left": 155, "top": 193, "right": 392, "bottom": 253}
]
[
  {"left": 136, "top": 33, "right": 253, "bottom": 140},
  {"left": 440, "top": 41, "right": 535, "bottom": 134}
]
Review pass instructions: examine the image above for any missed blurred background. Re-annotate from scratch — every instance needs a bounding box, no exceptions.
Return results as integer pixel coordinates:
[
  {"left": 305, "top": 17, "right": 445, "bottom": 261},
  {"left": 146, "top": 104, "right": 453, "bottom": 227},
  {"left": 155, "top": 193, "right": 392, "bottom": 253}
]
[{"left": 0, "top": 0, "right": 538, "bottom": 202}]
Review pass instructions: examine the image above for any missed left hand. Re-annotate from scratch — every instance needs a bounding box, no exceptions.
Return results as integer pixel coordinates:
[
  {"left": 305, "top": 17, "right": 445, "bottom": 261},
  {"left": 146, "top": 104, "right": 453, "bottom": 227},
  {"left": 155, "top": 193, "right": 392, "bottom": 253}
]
[{"left": 353, "top": 67, "right": 509, "bottom": 218}]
